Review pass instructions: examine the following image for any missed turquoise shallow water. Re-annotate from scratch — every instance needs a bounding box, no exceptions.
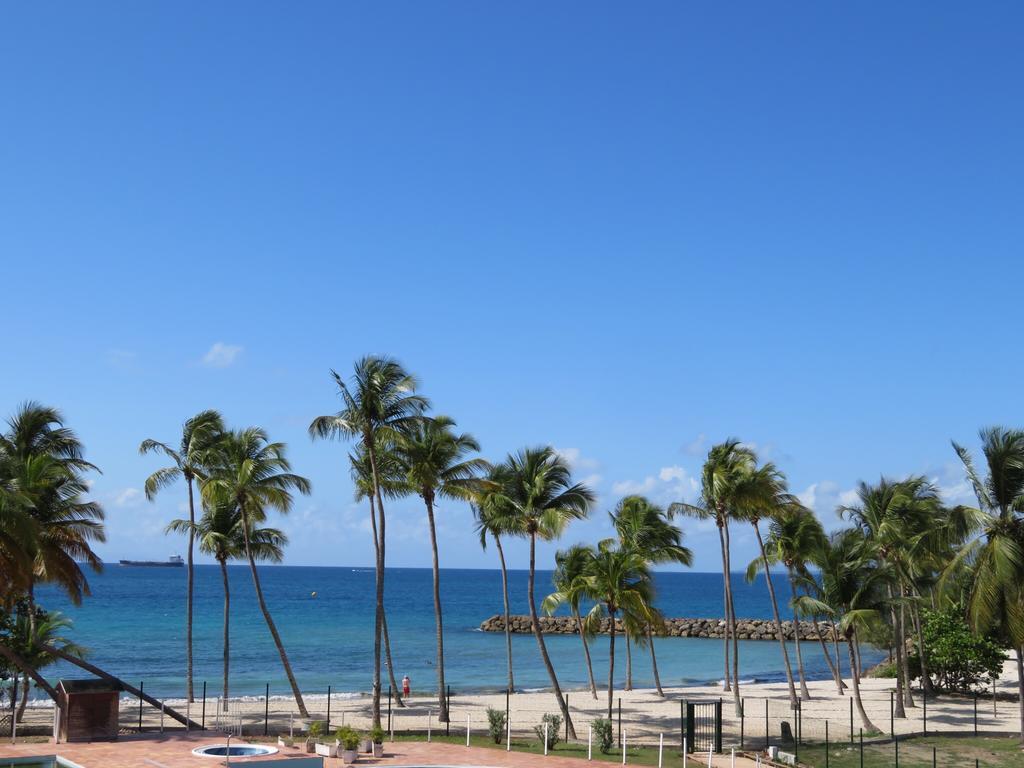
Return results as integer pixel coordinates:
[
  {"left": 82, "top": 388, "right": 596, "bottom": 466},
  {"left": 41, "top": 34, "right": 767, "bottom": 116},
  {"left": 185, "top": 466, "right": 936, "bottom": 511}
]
[{"left": 32, "top": 565, "right": 881, "bottom": 700}]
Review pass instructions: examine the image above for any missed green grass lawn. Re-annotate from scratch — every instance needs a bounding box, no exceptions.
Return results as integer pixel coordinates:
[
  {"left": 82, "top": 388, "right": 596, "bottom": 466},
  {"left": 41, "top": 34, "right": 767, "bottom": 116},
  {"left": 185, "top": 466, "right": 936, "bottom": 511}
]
[{"left": 791, "top": 735, "right": 1024, "bottom": 768}]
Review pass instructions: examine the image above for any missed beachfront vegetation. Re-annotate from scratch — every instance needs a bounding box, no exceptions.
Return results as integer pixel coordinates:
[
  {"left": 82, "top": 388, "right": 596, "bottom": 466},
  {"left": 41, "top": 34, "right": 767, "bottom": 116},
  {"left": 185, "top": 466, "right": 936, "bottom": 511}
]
[{"left": 4, "top": 365, "right": 1024, "bottom": 748}]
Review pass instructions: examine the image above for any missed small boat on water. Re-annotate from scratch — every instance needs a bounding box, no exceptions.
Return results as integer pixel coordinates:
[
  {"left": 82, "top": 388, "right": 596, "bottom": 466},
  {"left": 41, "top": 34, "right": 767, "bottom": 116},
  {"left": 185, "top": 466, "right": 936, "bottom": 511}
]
[{"left": 119, "top": 555, "right": 185, "bottom": 567}]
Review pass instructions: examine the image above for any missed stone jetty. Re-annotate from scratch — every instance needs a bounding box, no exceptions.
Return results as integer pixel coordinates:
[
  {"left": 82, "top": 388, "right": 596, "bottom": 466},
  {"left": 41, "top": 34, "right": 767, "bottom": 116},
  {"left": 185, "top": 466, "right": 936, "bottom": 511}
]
[{"left": 479, "top": 614, "right": 836, "bottom": 641}]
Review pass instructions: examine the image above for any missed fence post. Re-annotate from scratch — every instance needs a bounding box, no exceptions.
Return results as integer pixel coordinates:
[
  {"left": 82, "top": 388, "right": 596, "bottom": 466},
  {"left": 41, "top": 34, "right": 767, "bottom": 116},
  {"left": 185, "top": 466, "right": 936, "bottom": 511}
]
[
  {"left": 765, "top": 697, "right": 769, "bottom": 748},
  {"left": 894, "top": 733, "right": 899, "bottom": 768},
  {"left": 264, "top": 683, "right": 269, "bottom": 736},
  {"left": 326, "top": 685, "right": 331, "bottom": 731},
  {"left": 588, "top": 725, "right": 592, "bottom": 761},
  {"left": 740, "top": 698, "right": 744, "bottom": 749},
  {"left": 621, "top": 728, "right": 626, "bottom": 765},
  {"left": 160, "top": 702, "right": 165, "bottom": 733},
  {"left": 974, "top": 692, "right": 978, "bottom": 736},
  {"left": 465, "top": 713, "right": 470, "bottom": 747},
  {"left": 890, "top": 690, "right": 894, "bottom": 738},
  {"left": 544, "top": 722, "right": 549, "bottom": 756},
  {"left": 858, "top": 728, "right": 863, "bottom": 768},
  {"left": 680, "top": 700, "right": 685, "bottom": 753},
  {"left": 201, "top": 681, "right": 206, "bottom": 730},
  {"left": 658, "top": 733, "right": 663, "bottom": 768},
  {"left": 506, "top": 710, "right": 511, "bottom": 752},
  {"left": 618, "top": 698, "right": 622, "bottom": 748},
  {"left": 825, "top": 720, "right": 829, "bottom": 768},
  {"left": 922, "top": 690, "right": 926, "bottom": 737},
  {"left": 138, "top": 682, "right": 144, "bottom": 731},
  {"left": 849, "top": 697, "right": 853, "bottom": 743},
  {"left": 565, "top": 694, "right": 569, "bottom": 742},
  {"left": 446, "top": 686, "right": 451, "bottom": 737},
  {"left": 932, "top": 746, "right": 936, "bottom": 768},
  {"left": 387, "top": 685, "right": 392, "bottom": 734},
  {"left": 427, "top": 709, "right": 432, "bottom": 742},
  {"left": 506, "top": 687, "right": 510, "bottom": 731},
  {"left": 683, "top": 739, "right": 687, "bottom": 768}
]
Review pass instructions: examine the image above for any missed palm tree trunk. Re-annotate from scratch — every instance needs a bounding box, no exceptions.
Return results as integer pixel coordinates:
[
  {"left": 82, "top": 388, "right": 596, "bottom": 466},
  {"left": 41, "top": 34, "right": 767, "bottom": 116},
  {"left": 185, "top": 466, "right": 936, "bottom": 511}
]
[
  {"left": 811, "top": 616, "right": 843, "bottom": 694},
  {"left": 576, "top": 611, "right": 598, "bottom": 699},
  {"left": 424, "top": 496, "right": 448, "bottom": 721},
  {"left": 365, "top": 497, "right": 404, "bottom": 708},
  {"left": 220, "top": 556, "right": 231, "bottom": 708},
  {"left": 847, "top": 634, "right": 877, "bottom": 732},
  {"left": 528, "top": 531, "right": 576, "bottom": 739},
  {"left": 647, "top": 624, "right": 664, "bottom": 697},
  {"left": 911, "top": 602, "right": 933, "bottom": 695},
  {"left": 15, "top": 674, "right": 29, "bottom": 722},
  {"left": 240, "top": 506, "right": 309, "bottom": 717},
  {"left": 899, "top": 602, "right": 915, "bottom": 709},
  {"left": 787, "top": 571, "right": 811, "bottom": 700},
  {"left": 0, "top": 645, "right": 57, "bottom": 702},
  {"left": 832, "top": 621, "right": 846, "bottom": 685},
  {"left": 718, "top": 526, "right": 731, "bottom": 692},
  {"left": 624, "top": 628, "right": 633, "bottom": 690},
  {"left": 753, "top": 520, "right": 798, "bottom": 708},
  {"left": 186, "top": 475, "right": 196, "bottom": 703},
  {"left": 887, "top": 588, "right": 907, "bottom": 718},
  {"left": 494, "top": 535, "right": 514, "bottom": 692},
  {"left": 365, "top": 432, "right": 386, "bottom": 729},
  {"left": 724, "top": 522, "right": 740, "bottom": 709},
  {"left": 607, "top": 609, "right": 617, "bottom": 720}
]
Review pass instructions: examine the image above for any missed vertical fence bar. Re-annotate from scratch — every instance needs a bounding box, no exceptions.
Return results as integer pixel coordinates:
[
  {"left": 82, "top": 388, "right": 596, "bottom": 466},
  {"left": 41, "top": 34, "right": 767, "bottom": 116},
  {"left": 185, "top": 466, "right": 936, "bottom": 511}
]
[
  {"left": 326, "top": 686, "right": 331, "bottom": 731},
  {"left": 588, "top": 725, "right": 592, "bottom": 761},
  {"left": 765, "top": 697, "right": 769, "bottom": 749},
  {"left": 544, "top": 722, "right": 549, "bottom": 756},
  {"left": 446, "top": 686, "right": 451, "bottom": 737},
  {"left": 201, "top": 681, "right": 206, "bottom": 730},
  {"left": 825, "top": 720, "right": 829, "bottom": 768},
  {"left": 465, "top": 713, "right": 470, "bottom": 747},
  {"left": 138, "top": 682, "right": 144, "bottom": 731},
  {"left": 506, "top": 687, "right": 510, "bottom": 731},
  {"left": 680, "top": 700, "right": 685, "bottom": 753},
  {"left": 922, "top": 691, "right": 926, "bottom": 737},
  {"left": 740, "top": 698, "right": 744, "bottom": 749},
  {"left": 890, "top": 691, "right": 894, "bottom": 738},
  {"left": 974, "top": 692, "right": 978, "bottom": 736},
  {"left": 565, "top": 694, "right": 569, "bottom": 742},
  {"left": 264, "top": 683, "right": 269, "bottom": 736},
  {"left": 932, "top": 746, "right": 936, "bottom": 768},
  {"left": 894, "top": 733, "right": 899, "bottom": 768},
  {"left": 387, "top": 685, "right": 392, "bottom": 733},
  {"left": 618, "top": 698, "right": 622, "bottom": 749},
  {"left": 658, "top": 733, "right": 663, "bottom": 768},
  {"left": 849, "top": 697, "right": 853, "bottom": 743},
  {"left": 858, "top": 728, "right": 863, "bottom": 768}
]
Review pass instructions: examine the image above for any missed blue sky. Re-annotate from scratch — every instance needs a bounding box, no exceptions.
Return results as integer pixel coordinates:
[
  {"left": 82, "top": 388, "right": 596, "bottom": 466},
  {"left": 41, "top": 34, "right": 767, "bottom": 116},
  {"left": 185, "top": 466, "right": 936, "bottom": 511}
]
[{"left": 3, "top": 3, "right": 1022, "bottom": 572}]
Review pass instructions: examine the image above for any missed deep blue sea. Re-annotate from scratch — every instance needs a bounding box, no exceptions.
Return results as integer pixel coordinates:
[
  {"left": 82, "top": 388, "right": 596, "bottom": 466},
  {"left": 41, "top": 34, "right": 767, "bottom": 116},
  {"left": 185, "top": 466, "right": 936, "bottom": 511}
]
[{"left": 32, "top": 565, "right": 881, "bottom": 701}]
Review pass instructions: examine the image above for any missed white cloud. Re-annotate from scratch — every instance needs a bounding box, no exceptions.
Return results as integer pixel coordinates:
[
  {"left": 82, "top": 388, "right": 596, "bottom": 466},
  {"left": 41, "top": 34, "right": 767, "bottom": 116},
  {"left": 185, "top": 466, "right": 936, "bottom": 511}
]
[
  {"left": 201, "top": 342, "right": 243, "bottom": 368},
  {"left": 113, "top": 488, "right": 143, "bottom": 507},
  {"left": 554, "top": 447, "right": 601, "bottom": 472},
  {"left": 838, "top": 488, "right": 860, "bottom": 507},
  {"left": 611, "top": 465, "right": 698, "bottom": 506},
  {"left": 683, "top": 434, "right": 707, "bottom": 456}
]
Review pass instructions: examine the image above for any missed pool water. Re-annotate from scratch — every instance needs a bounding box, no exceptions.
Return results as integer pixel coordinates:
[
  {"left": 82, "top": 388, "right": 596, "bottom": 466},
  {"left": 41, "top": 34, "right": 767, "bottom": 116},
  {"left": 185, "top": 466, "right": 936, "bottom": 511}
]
[{"left": 192, "top": 744, "right": 278, "bottom": 758}]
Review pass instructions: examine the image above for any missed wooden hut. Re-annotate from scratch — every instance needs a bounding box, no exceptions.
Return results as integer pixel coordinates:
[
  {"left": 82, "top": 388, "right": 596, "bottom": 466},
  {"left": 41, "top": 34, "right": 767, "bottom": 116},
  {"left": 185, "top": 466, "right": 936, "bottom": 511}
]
[{"left": 57, "top": 678, "right": 121, "bottom": 742}]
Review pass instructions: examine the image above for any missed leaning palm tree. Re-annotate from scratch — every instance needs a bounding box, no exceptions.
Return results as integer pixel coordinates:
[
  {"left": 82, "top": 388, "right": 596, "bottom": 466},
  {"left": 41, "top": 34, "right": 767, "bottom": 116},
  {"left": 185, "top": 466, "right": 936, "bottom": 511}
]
[
  {"left": 611, "top": 495, "right": 692, "bottom": 696},
  {"left": 544, "top": 544, "right": 600, "bottom": 699},
  {"left": 489, "top": 447, "right": 594, "bottom": 738},
  {"left": 747, "top": 505, "right": 825, "bottom": 700},
  {"left": 309, "top": 357, "right": 428, "bottom": 729},
  {"left": 669, "top": 439, "right": 760, "bottom": 712},
  {"left": 141, "top": 410, "right": 225, "bottom": 702},
  {"left": 202, "top": 427, "right": 311, "bottom": 717},
  {"left": 473, "top": 480, "right": 517, "bottom": 693},
  {"left": 580, "top": 541, "right": 653, "bottom": 719},
  {"left": 169, "top": 493, "right": 285, "bottom": 708},
  {"left": 948, "top": 427, "right": 1024, "bottom": 740},
  {"left": 394, "top": 415, "right": 487, "bottom": 721}
]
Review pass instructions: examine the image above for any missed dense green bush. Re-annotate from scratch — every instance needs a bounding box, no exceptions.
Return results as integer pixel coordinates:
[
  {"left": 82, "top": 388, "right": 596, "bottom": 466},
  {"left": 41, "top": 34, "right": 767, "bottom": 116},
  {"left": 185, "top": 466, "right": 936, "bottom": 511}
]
[
  {"left": 910, "top": 606, "right": 1005, "bottom": 693},
  {"left": 592, "top": 718, "right": 614, "bottom": 754},
  {"left": 534, "top": 713, "right": 561, "bottom": 750},
  {"left": 486, "top": 707, "right": 507, "bottom": 744}
]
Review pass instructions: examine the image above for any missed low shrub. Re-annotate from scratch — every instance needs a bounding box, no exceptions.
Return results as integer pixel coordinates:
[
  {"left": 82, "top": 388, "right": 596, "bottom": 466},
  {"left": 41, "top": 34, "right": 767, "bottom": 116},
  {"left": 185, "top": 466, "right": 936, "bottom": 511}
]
[
  {"left": 592, "top": 718, "right": 614, "bottom": 754},
  {"left": 307, "top": 720, "right": 325, "bottom": 739},
  {"left": 486, "top": 707, "right": 507, "bottom": 744},
  {"left": 534, "top": 713, "right": 561, "bottom": 750},
  {"left": 335, "top": 725, "right": 360, "bottom": 751}
]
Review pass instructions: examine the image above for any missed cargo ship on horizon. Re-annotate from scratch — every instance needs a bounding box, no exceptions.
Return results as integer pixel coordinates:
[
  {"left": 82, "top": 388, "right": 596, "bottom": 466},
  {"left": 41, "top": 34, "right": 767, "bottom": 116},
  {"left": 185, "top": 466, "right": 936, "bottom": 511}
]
[{"left": 118, "top": 555, "right": 184, "bottom": 567}]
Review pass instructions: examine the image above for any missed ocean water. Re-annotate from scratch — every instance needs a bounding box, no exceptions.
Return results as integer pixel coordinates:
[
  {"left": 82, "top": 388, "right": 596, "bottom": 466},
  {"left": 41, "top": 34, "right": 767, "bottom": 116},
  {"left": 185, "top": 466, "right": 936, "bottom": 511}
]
[{"left": 31, "top": 565, "right": 881, "bottom": 700}]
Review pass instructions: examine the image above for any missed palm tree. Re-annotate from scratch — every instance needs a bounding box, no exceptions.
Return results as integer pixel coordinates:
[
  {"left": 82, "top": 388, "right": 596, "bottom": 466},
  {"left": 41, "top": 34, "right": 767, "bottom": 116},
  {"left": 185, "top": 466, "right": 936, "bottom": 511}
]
[
  {"left": 489, "top": 447, "right": 594, "bottom": 739},
  {"left": 611, "top": 495, "right": 692, "bottom": 696},
  {"left": 814, "top": 528, "right": 884, "bottom": 732},
  {"left": 168, "top": 494, "right": 286, "bottom": 708},
  {"left": 669, "top": 439, "right": 762, "bottom": 712},
  {"left": 394, "top": 415, "right": 488, "bottom": 721},
  {"left": 580, "top": 541, "right": 653, "bottom": 719},
  {"left": 949, "top": 427, "right": 1024, "bottom": 740},
  {"left": 309, "top": 357, "right": 427, "bottom": 728},
  {"left": 12, "top": 608, "right": 85, "bottom": 721},
  {"left": 543, "top": 544, "right": 600, "bottom": 699},
  {"left": 202, "top": 427, "right": 311, "bottom": 717},
  {"left": 474, "top": 482, "right": 517, "bottom": 693},
  {"left": 747, "top": 505, "right": 825, "bottom": 700},
  {"left": 349, "top": 442, "right": 408, "bottom": 707},
  {"left": 141, "top": 410, "right": 225, "bottom": 702},
  {"left": 840, "top": 477, "right": 942, "bottom": 715}
]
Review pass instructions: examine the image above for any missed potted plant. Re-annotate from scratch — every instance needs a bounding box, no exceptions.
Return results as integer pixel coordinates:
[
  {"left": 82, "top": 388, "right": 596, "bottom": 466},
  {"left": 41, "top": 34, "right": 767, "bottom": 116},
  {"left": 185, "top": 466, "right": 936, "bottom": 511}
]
[
  {"left": 305, "top": 720, "right": 324, "bottom": 754},
  {"left": 370, "top": 725, "right": 386, "bottom": 758},
  {"left": 359, "top": 733, "right": 373, "bottom": 753},
  {"left": 315, "top": 731, "right": 339, "bottom": 759},
  {"left": 337, "top": 725, "right": 361, "bottom": 764}
]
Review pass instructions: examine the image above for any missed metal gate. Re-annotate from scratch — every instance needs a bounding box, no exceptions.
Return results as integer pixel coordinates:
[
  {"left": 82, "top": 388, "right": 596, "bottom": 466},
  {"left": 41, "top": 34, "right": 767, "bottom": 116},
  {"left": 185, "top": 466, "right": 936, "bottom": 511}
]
[{"left": 684, "top": 700, "right": 722, "bottom": 754}]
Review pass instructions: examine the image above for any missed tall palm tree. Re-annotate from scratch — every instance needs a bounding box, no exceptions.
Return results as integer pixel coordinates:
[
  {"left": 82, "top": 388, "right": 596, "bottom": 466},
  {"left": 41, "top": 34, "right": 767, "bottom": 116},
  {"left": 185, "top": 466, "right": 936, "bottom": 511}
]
[
  {"left": 949, "top": 427, "right": 1024, "bottom": 740},
  {"left": 669, "top": 439, "right": 761, "bottom": 712},
  {"left": 349, "top": 442, "right": 408, "bottom": 706},
  {"left": 309, "top": 357, "right": 427, "bottom": 728},
  {"left": 489, "top": 447, "right": 594, "bottom": 739},
  {"left": 579, "top": 541, "right": 652, "bottom": 719},
  {"left": 840, "top": 477, "right": 942, "bottom": 715},
  {"left": 202, "top": 427, "right": 311, "bottom": 717},
  {"left": 543, "top": 544, "right": 600, "bottom": 699},
  {"left": 394, "top": 415, "right": 488, "bottom": 721},
  {"left": 747, "top": 505, "right": 825, "bottom": 700},
  {"left": 474, "top": 483, "right": 517, "bottom": 693},
  {"left": 611, "top": 495, "right": 692, "bottom": 696},
  {"left": 141, "top": 410, "right": 225, "bottom": 702},
  {"left": 168, "top": 494, "right": 286, "bottom": 707}
]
